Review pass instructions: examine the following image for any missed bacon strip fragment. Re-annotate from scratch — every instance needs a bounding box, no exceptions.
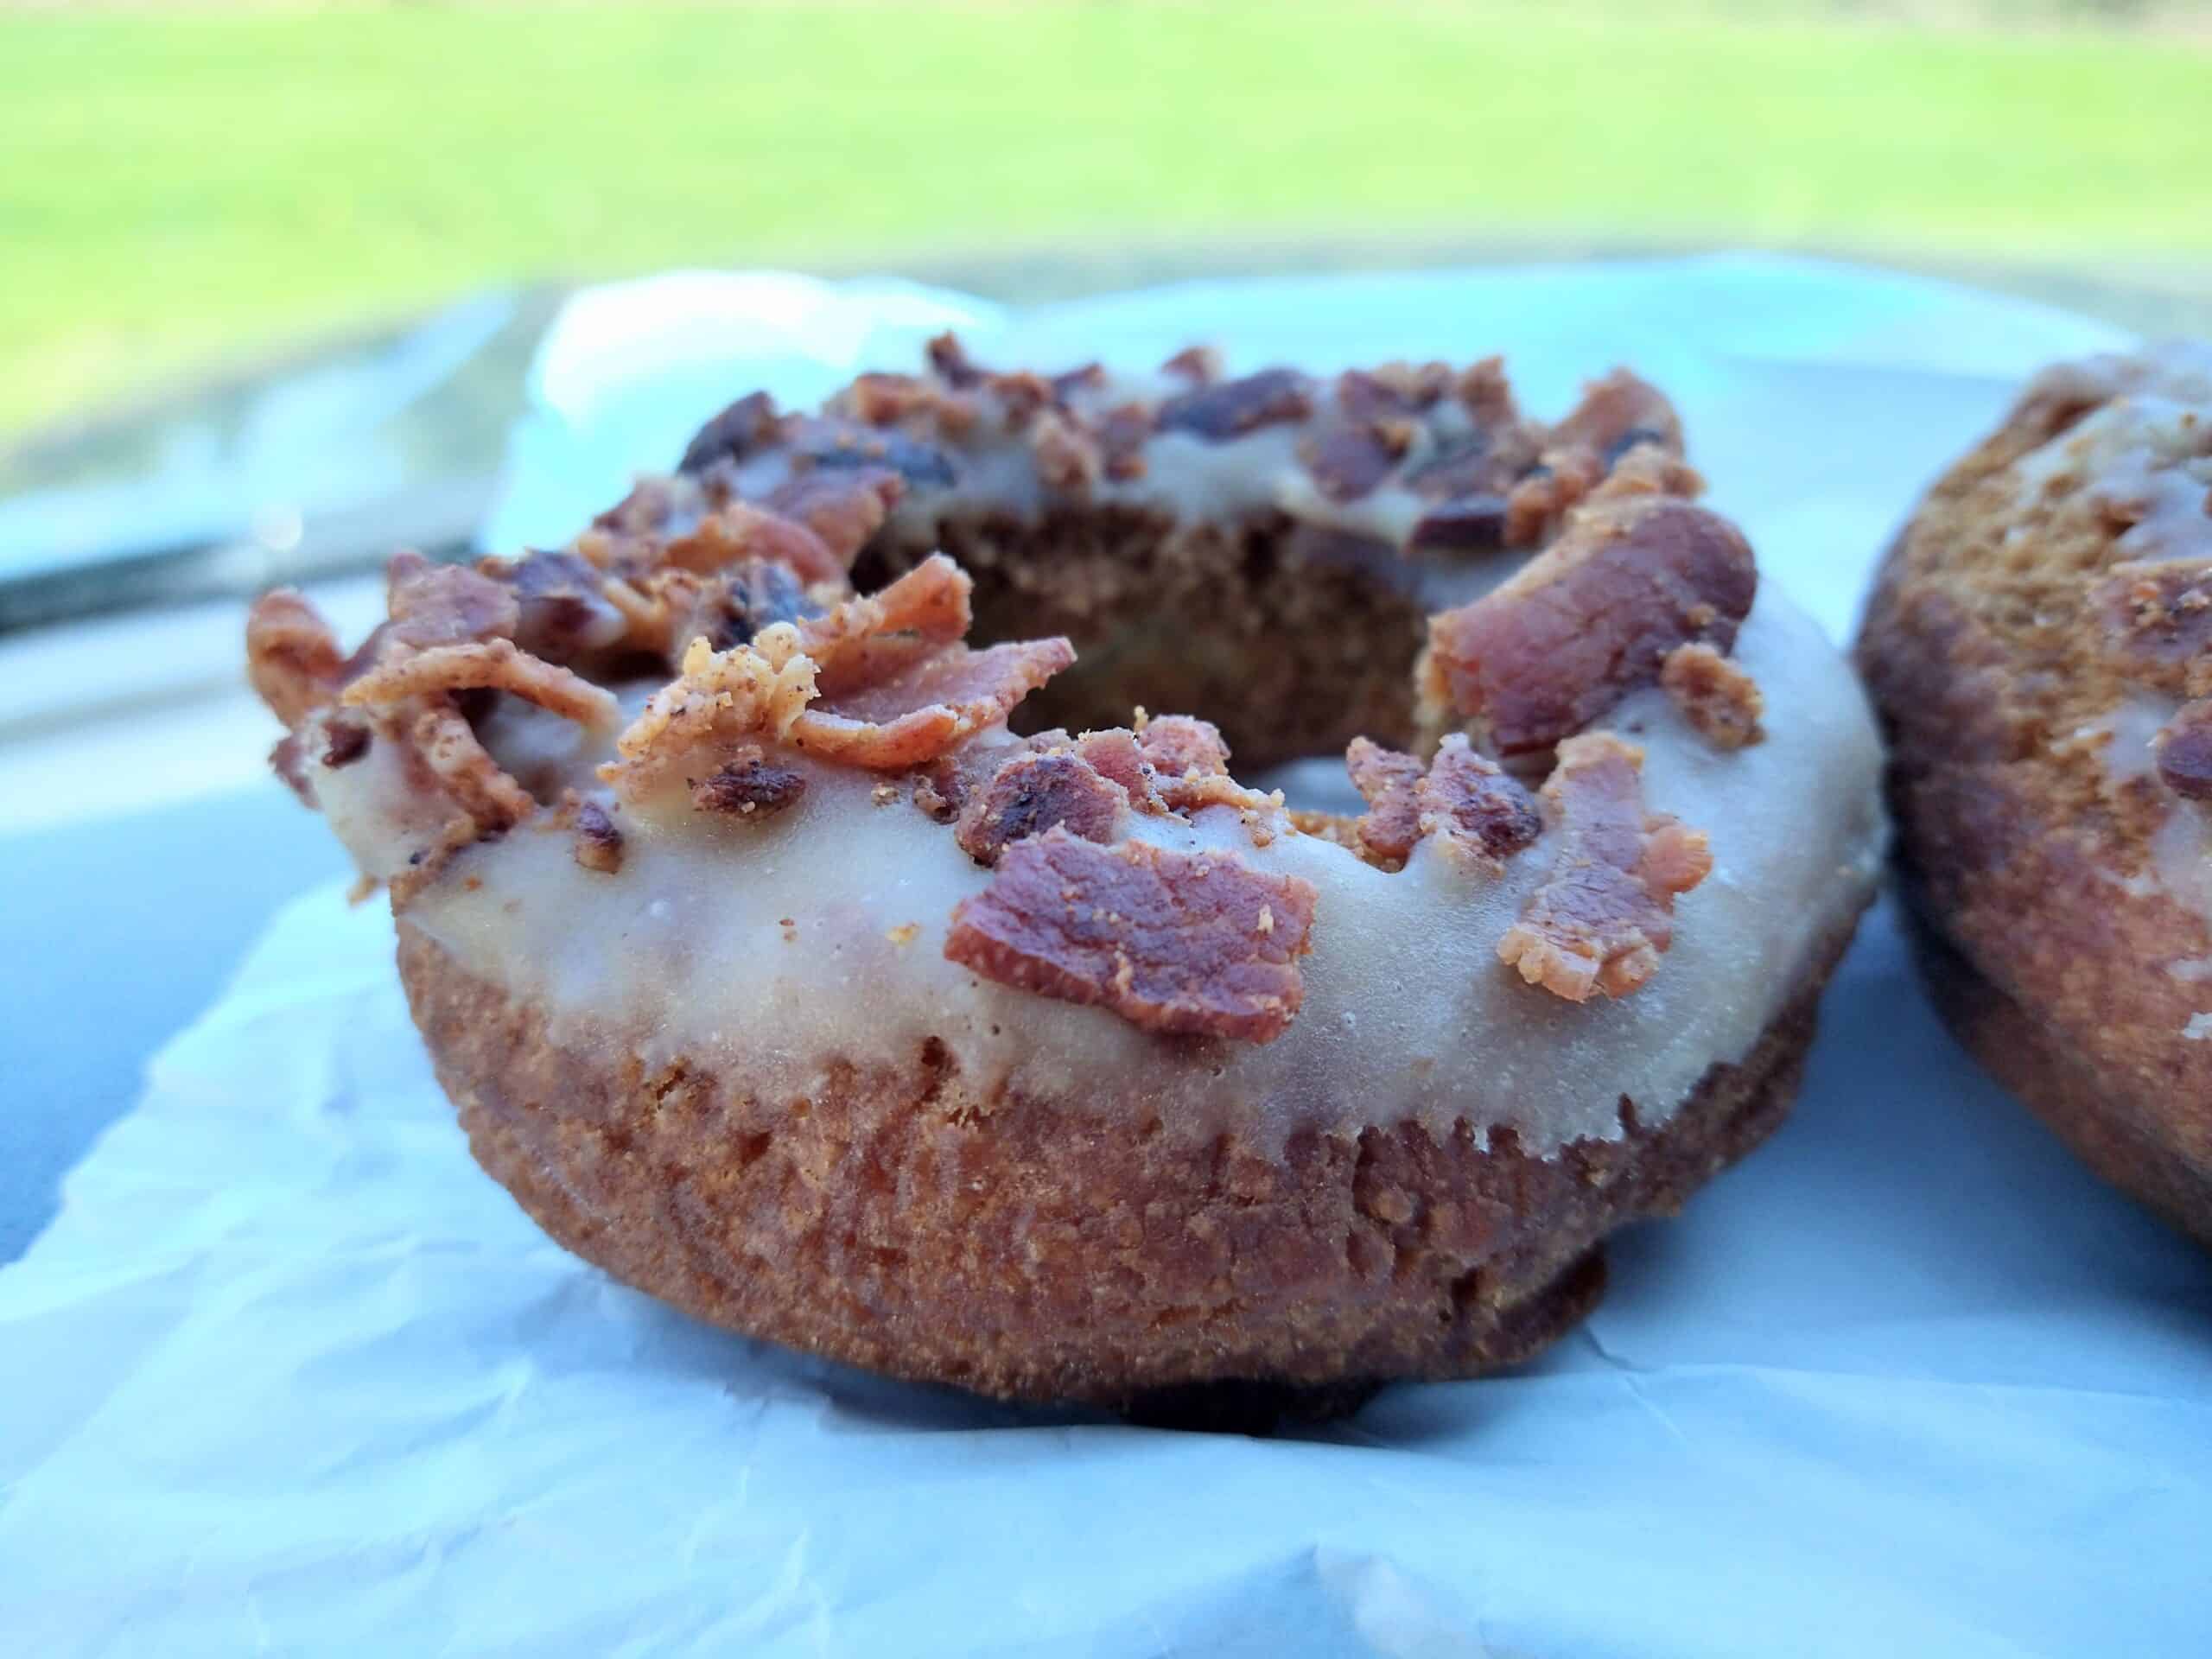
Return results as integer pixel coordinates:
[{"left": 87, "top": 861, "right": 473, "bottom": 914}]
[
  {"left": 791, "top": 639, "right": 1075, "bottom": 769},
  {"left": 2155, "top": 699, "right": 2212, "bottom": 801},
  {"left": 954, "top": 748, "right": 1128, "bottom": 864},
  {"left": 343, "top": 639, "right": 620, "bottom": 732},
  {"left": 246, "top": 590, "right": 346, "bottom": 726},
  {"left": 386, "top": 552, "right": 520, "bottom": 651},
  {"left": 1428, "top": 492, "right": 1757, "bottom": 756},
  {"left": 1346, "top": 735, "right": 1540, "bottom": 869},
  {"left": 1497, "top": 734, "right": 1712, "bottom": 1001},
  {"left": 945, "top": 828, "right": 1319, "bottom": 1042},
  {"left": 1661, "top": 642, "right": 1766, "bottom": 750}
]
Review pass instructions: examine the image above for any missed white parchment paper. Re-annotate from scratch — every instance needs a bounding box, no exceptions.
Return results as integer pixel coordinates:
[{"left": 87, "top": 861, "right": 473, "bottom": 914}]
[{"left": 3, "top": 256, "right": 2208, "bottom": 1657}]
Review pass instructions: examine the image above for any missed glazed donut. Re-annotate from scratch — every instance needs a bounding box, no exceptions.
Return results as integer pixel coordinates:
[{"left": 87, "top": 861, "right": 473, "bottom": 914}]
[
  {"left": 249, "top": 340, "right": 1883, "bottom": 1417},
  {"left": 1858, "top": 341, "right": 2212, "bottom": 1245}
]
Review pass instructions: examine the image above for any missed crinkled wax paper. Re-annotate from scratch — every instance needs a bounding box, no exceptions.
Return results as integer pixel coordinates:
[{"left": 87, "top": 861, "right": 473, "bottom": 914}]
[{"left": 3, "top": 256, "right": 2207, "bottom": 1657}]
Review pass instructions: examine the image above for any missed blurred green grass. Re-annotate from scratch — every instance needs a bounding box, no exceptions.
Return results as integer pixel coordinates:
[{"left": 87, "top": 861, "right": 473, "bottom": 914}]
[{"left": 3, "top": 1, "right": 2209, "bottom": 439}]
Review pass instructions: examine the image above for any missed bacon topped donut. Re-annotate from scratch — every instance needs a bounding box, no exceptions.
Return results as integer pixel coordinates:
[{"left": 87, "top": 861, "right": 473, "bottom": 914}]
[{"left": 249, "top": 342, "right": 1882, "bottom": 1421}]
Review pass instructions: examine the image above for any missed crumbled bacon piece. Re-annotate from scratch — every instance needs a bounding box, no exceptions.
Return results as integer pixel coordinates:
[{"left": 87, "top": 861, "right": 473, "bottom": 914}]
[
  {"left": 760, "top": 468, "right": 902, "bottom": 572},
  {"left": 798, "top": 553, "right": 972, "bottom": 694},
  {"left": 792, "top": 639, "right": 1075, "bottom": 769},
  {"left": 1497, "top": 734, "right": 1711, "bottom": 1001},
  {"left": 837, "top": 372, "right": 978, "bottom": 436},
  {"left": 1052, "top": 362, "right": 1107, "bottom": 400},
  {"left": 786, "top": 416, "right": 957, "bottom": 489},
  {"left": 1160, "top": 345, "right": 1223, "bottom": 385},
  {"left": 603, "top": 626, "right": 820, "bottom": 798},
  {"left": 1337, "top": 362, "right": 1451, "bottom": 421},
  {"left": 1344, "top": 737, "right": 1427, "bottom": 864},
  {"left": 573, "top": 800, "right": 624, "bottom": 873},
  {"left": 678, "top": 391, "right": 782, "bottom": 474},
  {"left": 501, "top": 548, "right": 631, "bottom": 658},
  {"left": 1428, "top": 494, "right": 1757, "bottom": 756},
  {"left": 343, "top": 639, "right": 620, "bottom": 731},
  {"left": 663, "top": 501, "right": 843, "bottom": 585},
  {"left": 1455, "top": 357, "right": 1518, "bottom": 427},
  {"left": 410, "top": 704, "right": 536, "bottom": 835},
  {"left": 954, "top": 748, "right": 1128, "bottom": 863},
  {"left": 1031, "top": 410, "right": 1102, "bottom": 493},
  {"left": 322, "top": 718, "right": 371, "bottom": 768},
  {"left": 1135, "top": 714, "right": 1230, "bottom": 781},
  {"left": 386, "top": 551, "right": 520, "bottom": 651},
  {"left": 1404, "top": 432, "right": 1527, "bottom": 503},
  {"left": 2155, "top": 699, "right": 2212, "bottom": 800},
  {"left": 665, "top": 558, "right": 821, "bottom": 657},
  {"left": 926, "top": 332, "right": 983, "bottom": 389},
  {"left": 691, "top": 747, "right": 808, "bottom": 818},
  {"left": 1662, "top": 642, "right": 1765, "bottom": 749},
  {"left": 246, "top": 589, "right": 346, "bottom": 726},
  {"left": 1071, "top": 728, "right": 1163, "bottom": 808},
  {"left": 2093, "top": 561, "right": 2212, "bottom": 697},
  {"left": 944, "top": 828, "right": 1319, "bottom": 1042},
  {"left": 1547, "top": 369, "right": 1684, "bottom": 464},
  {"left": 1408, "top": 494, "right": 1511, "bottom": 553},
  {"left": 1156, "top": 369, "right": 1313, "bottom": 441},
  {"left": 1301, "top": 422, "right": 1410, "bottom": 504},
  {"left": 984, "top": 370, "right": 1057, "bottom": 427},
  {"left": 1096, "top": 404, "right": 1152, "bottom": 480},
  {"left": 1346, "top": 735, "right": 1538, "bottom": 868}
]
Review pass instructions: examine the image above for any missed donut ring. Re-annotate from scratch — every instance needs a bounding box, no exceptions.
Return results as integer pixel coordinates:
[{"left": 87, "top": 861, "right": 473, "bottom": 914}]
[
  {"left": 251, "top": 340, "right": 1883, "bottom": 1417},
  {"left": 1858, "top": 341, "right": 2212, "bottom": 1245}
]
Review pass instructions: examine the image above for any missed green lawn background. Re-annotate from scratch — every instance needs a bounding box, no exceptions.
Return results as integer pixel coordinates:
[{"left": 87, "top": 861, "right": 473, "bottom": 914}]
[{"left": 4, "top": 1, "right": 2209, "bottom": 439}]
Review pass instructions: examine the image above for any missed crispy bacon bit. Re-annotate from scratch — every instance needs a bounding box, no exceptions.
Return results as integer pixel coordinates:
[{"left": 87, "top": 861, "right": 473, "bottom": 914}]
[
  {"left": 1338, "top": 362, "right": 1451, "bottom": 421},
  {"left": 984, "top": 370, "right": 1057, "bottom": 427},
  {"left": 663, "top": 502, "right": 842, "bottom": 585},
  {"left": 1345, "top": 737, "right": 1427, "bottom": 864},
  {"left": 386, "top": 552, "right": 519, "bottom": 651},
  {"left": 691, "top": 746, "right": 808, "bottom": 818},
  {"left": 1428, "top": 495, "right": 1758, "bottom": 756},
  {"left": 911, "top": 739, "right": 1016, "bottom": 823},
  {"left": 1497, "top": 734, "right": 1712, "bottom": 1001},
  {"left": 1346, "top": 735, "right": 1539, "bottom": 868},
  {"left": 666, "top": 558, "right": 820, "bottom": 657},
  {"left": 1135, "top": 714, "right": 1231, "bottom": 781},
  {"left": 1547, "top": 369, "right": 1685, "bottom": 463},
  {"left": 322, "top": 718, "right": 371, "bottom": 768},
  {"left": 246, "top": 590, "right": 346, "bottom": 726},
  {"left": 573, "top": 800, "right": 624, "bottom": 873},
  {"left": 1071, "top": 728, "right": 1163, "bottom": 807},
  {"left": 798, "top": 553, "right": 973, "bottom": 694},
  {"left": 787, "top": 416, "right": 957, "bottom": 489},
  {"left": 1052, "top": 362, "right": 1107, "bottom": 400},
  {"left": 501, "top": 548, "right": 630, "bottom": 658},
  {"left": 926, "top": 332, "right": 983, "bottom": 389},
  {"left": 1662, "top": 642, "right": 1765, "bottom": 749},
  {"left": 836, "top": 372, "right": 976, "bottom": 434},
  {"left": 604, "top": 626, "right": 820, "bottom": 797},
  {"left": 2093, "top": 561, "right": 2212, "bottom": 697},
  {"left": 1456, "top": 357, "right": 1518, "bottom": 427},
  {"left": 1157, "top": 369, "right": 1313, "bottom": 442},
  {"left": 343, "top": 639, "right": 620, "bottom": 731},
  {"left": 1408, "top": 495, "right": 1512, "bottom": 553},
  {"left": 1419, "top": 735, "right": 1543, "bottom": 862},
  {"left": 944, "top": 828, "right": 1319, "bottom": 1042},
  {"left": 270, "top": 732, "right": 315, "bottom": 805},
  {"left": 410, "top": 705, "right": 536, "bottom": 835},
  {"left": 678, "top": 391, "right": 781, "bottom": 475},
  {"left": 954, "top": 748, "right": 1128, "bottom": 863},
  {"left": 1301, "top": 422, "right": 1410, "bottom": 504},
  {"left": 792, "top": 638, "right": 1075, "bottom": 769},
  {"left": 1096, "top": 404, "right": 1152, "bottom": 480},
  {"left": 760, "top": 468, "right": 902, "bottom": 572},
  {"left": 1405, "top": 433, "right": 1523, "bottom": 503},
  {"left": 1031, "top": 410, "right": 1102, "bottom": 493},
  {"left": 1160, "top": 345, "right": 1223, "bottom": 385},
  {"left": 2155, "top": 699, "right": 2212, "bottom": 800}
]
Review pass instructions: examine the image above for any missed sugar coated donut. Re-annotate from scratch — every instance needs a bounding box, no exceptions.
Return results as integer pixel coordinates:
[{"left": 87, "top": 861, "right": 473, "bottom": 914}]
[
  {"left": 1859, "top": 341, "right": 2212, "bottom": 1246},
  {"left": 250, "top": 340, "right": 1883, "bottom": 1417}
]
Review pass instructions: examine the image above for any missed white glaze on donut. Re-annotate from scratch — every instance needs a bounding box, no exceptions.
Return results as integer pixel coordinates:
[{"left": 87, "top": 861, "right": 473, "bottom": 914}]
[{"left": 304, "top": 584, "right": 1884, "bottom": 1160}]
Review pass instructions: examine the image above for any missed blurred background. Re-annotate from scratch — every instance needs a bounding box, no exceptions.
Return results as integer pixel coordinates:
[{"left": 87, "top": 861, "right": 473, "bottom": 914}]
[{"left": 0, "top": 0, "right": 2208, "bottom": 1254}]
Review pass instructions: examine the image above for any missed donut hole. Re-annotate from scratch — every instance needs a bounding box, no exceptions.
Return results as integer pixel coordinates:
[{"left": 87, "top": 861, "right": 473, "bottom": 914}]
[{"left": 851, "top": 507, "right": 1439, "bottom": 779}]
